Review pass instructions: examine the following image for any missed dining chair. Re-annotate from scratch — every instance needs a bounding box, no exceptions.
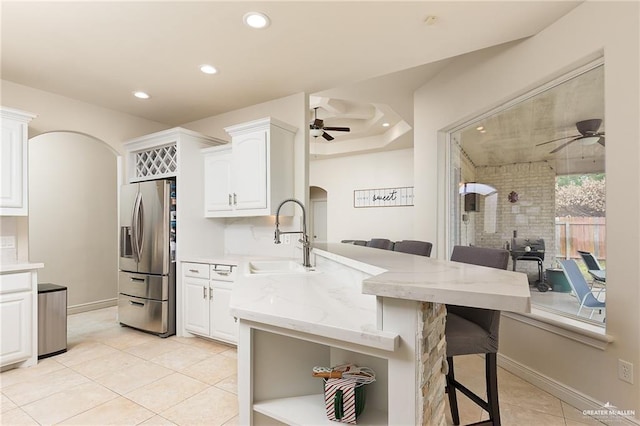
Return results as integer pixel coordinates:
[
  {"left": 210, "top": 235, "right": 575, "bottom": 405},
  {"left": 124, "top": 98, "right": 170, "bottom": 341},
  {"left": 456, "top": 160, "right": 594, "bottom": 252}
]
[
  {"left": 365, "top": 238, "right": 394, "bottom": 250},
  {"left": 392, "top": 240, "right": 433, "bottom": 257},
  {"left": 560, "top": 259, "right": 606, "bottom": 319},
  {"left": 446, "top": 245, "right": 510, "bottom": 426}
]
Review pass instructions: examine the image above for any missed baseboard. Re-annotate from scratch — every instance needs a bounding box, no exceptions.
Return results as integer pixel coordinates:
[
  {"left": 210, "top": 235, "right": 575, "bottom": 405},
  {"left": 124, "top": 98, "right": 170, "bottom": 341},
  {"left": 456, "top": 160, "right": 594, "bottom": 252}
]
[
  {"left": 498, "top": 353, "right": 639, "bottom": 425},
  {"left": 67, "top": 298, "right": 117, "bottom": 315}
]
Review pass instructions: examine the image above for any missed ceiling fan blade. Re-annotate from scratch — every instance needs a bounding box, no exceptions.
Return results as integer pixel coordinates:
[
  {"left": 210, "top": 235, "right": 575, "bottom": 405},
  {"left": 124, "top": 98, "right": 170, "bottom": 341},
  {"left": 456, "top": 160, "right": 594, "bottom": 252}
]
[
  {"left": 536, "top": 134, "right": 579, "bottom": 147},
  {"left": 313, "top": 118, "right": 324, "bottom": 129},
  {"left": 597, "top": 136, "right": 605, "bottom": 146},
  {"left": 549, "top": 137, "right": 580, "bottom": 154},
  {"left": 323, "top": 126, "right": 350, "bottom": 132},
  {"left": 322, "top": 131, "right": 334, "bottom": 141}
]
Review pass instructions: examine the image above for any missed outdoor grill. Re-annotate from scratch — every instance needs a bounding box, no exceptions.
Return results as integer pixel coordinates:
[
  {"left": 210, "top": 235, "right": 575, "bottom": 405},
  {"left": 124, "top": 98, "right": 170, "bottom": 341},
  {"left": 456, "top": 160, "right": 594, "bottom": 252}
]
[{"left": 511, "top": 237, "right": 546, "bottom": 290}]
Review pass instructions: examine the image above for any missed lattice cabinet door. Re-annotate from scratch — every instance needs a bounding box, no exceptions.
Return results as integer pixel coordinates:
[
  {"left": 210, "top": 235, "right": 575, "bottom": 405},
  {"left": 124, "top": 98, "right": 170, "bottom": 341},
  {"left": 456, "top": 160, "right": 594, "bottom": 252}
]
[{"left": 132, "top": 143, "right": 177, "bottom": 181}]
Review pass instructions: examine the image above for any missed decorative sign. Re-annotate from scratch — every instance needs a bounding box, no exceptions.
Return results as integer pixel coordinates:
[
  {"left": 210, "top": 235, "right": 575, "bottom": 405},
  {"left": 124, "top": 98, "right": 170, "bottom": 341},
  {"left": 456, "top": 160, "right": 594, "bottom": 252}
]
[{"left": 354, "top": 186, "right": 414, "bottom": 208}]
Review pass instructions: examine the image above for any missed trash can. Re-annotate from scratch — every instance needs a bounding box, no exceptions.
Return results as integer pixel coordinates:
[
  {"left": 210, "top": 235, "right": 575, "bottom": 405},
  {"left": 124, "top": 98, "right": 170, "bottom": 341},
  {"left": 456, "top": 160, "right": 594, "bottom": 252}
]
[
  {"left": 38, "top": 283, "right": 67, "bottom": 359},
  {"left": 545, "top": 269, "right": 572, "bottom": 293}
]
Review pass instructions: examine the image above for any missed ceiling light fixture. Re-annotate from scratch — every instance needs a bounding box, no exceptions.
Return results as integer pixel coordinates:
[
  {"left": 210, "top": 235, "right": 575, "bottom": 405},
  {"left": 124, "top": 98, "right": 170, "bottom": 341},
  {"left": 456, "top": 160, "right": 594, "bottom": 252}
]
[
  {"left": 243, "top": 12, "right": 270, "bottom": 29},
  {"left": 476, "top": 126, "right": 484, "bottom": 131},
  {"left": 133, "top": 91, "right": 150, "bottom": 99},
  {"left": 200, "top": 64, "right": 218, "bottom": 75},
  {"left": 382, "top": 122, "right": 390, "bottom": 127},
  {"left": 309, "top": 128, "right": 324, "bottom": 138},
  {"left": 579, "top": 136, "right": 601, "bottom": 145}
]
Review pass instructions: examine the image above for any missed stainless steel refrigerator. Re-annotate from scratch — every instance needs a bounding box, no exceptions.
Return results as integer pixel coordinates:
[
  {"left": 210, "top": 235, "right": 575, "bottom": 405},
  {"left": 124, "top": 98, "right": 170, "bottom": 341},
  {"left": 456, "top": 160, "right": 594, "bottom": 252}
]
[{"left": 118, "top": 179, "right": 176, "bottom": 337}]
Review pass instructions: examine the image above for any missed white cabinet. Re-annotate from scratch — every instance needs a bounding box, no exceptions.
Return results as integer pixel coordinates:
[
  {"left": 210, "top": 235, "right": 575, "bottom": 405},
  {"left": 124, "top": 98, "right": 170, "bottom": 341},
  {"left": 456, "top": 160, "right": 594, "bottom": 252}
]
[
  {"left": 124, "top": 127, "right": 225, "bottom": 183},
  {"left": 182, "top": 262, "right": 237, "bottom": 344},
  {"left": 203, "top": 117, "right": 297, "bottom": 217},
  {"left": 1, "top": 107, "right": 36, "bottom": 216},
  {"left": 0, "top": 269, "right": 38, "bottom": 369}
]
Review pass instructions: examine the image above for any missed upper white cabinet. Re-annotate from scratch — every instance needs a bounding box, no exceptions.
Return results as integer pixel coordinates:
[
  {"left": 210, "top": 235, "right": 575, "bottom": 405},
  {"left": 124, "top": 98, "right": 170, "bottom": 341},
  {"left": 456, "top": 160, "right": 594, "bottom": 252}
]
[
  {"left": 124, "top": 127, "right": 225, "bottom": 183},
  {"left": 203, "top": 117, "right": 297, "bottom": 217},
  {"left": 1, "top": 107, "right": 36, "bottom": 216}
]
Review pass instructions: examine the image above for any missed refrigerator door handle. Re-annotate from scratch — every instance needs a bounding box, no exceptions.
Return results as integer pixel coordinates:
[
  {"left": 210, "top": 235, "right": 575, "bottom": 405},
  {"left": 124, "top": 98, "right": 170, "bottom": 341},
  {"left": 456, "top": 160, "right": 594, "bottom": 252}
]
[
  {"left": 137, "top": 195, "right": 145, "bottom": 259},
  {"left": 132, "top": 192, "right": 144, "bottom": 262}
]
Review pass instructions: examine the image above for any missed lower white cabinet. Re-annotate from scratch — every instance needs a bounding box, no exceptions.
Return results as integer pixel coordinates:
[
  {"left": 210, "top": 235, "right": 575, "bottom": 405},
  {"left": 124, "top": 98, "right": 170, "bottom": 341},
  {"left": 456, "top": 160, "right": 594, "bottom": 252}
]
[
  {"left": 182, "top": 262, "right": 237, "bottom": 344},
  {"left": 0, "top": 269, "right": 38, "bottom": 369}
]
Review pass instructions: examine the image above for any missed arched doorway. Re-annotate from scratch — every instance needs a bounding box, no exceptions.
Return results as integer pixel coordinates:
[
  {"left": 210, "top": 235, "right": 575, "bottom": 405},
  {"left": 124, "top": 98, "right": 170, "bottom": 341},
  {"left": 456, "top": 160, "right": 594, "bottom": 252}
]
[
  {"left": 29, "top": 131, "right": 119, "bottom": 314},
  {"left": 309, "top": 186, "right": 327, "bottom": 243}
]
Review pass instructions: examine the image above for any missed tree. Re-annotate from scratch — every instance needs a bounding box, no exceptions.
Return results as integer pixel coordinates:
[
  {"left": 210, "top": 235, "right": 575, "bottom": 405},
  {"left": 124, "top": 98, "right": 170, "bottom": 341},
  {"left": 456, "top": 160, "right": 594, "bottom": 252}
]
[{"left": 555, "top": 175, "right": 605, "bottom": 216}]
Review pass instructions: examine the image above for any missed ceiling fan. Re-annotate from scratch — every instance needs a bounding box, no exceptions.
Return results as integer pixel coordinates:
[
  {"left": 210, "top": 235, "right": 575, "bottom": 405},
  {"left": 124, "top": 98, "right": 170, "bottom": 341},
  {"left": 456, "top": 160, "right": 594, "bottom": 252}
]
[
  {"left": 536, "top": 119, "right": 605, "bottom": 154},
  {"left": 310, "top": 107, "right": 350, "bottom": 141}
]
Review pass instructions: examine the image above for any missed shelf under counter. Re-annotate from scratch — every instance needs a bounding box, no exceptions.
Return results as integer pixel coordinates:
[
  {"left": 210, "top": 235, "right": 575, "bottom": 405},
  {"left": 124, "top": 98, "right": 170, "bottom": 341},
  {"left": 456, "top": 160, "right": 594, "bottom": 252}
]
[{"left": 253, "top": 394, "right": 387, "bottom": 425}]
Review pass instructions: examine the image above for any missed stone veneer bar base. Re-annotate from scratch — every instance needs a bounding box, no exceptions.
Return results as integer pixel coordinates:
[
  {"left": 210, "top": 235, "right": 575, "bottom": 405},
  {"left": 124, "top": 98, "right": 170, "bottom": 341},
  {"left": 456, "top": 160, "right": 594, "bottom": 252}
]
[{"left": 419, "top": 301, "right": 447, "bottom": 426}]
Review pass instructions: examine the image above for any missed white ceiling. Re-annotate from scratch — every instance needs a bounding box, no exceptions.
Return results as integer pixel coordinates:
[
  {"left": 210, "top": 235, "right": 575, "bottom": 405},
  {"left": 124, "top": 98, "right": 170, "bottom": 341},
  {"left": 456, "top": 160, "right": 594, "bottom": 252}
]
[
  {"left": 1, "top": 1, "right": 580, "bottom": 130},
  {"left": 456, "top": 64, "right": 604, "bottom": 176}
]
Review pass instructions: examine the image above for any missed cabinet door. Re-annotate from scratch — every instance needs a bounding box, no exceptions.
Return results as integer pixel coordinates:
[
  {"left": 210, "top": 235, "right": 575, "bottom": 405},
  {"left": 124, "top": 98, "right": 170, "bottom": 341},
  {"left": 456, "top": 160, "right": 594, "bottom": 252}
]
[
  {"left": 204, "top": 151, "right": 233, "bottom": 215},
  {"left": 232, "top": 130, "right": 267, "bottom": 211},
  {"left": 0, "top": 291, "right": 32, "bottom": 367},
  {"left": 210, "top": 283, "right": 237, "bottom": 343},
  {"left": 183, "top": 276, "right": 210, "bottom": 336},
  {"left": 0, "top": 118, "right": 28, "bottom": 215}
]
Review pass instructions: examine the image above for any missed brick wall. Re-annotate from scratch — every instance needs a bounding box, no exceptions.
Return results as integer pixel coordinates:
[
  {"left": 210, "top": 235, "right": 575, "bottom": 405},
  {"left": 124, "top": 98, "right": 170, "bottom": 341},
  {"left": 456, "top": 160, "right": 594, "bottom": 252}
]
[
  {"left": 418, "top": 302, "right": 447, "bottom": 426},
  {"left": 473, "top": 161, "right": 557, "bottom": 275}
]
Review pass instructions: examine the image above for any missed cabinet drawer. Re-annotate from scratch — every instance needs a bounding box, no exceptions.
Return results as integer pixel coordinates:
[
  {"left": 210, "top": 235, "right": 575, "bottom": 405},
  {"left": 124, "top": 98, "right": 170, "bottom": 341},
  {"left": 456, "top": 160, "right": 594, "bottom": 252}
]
[
  {"left": 210, "top": 264, "right": 236, "bottom": 282},
  {"left": 0, "top": 272, "right": 31, "bottom": 293},
  {"left": 183, "top": 263, "right": 210, "bottom": 279}
]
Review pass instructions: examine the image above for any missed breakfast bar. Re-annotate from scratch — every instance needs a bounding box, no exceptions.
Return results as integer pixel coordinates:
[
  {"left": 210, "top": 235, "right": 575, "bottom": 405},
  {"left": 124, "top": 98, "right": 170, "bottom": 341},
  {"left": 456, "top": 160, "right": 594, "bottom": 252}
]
[{"left": 230, "top": 243, "right": 530, "bottom": 425}]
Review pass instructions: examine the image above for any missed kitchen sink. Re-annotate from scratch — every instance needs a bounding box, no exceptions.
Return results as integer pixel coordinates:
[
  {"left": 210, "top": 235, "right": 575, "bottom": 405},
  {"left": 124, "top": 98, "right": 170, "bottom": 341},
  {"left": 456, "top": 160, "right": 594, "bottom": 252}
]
[{"left": 246, "top": 260, "right": 315, "bottom": 275}]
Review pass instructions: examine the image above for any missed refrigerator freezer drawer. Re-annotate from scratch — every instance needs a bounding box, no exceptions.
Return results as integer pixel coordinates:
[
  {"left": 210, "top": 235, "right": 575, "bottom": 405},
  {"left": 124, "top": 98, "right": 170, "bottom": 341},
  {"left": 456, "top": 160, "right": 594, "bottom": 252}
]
[
  {"left": 119, "top": 271, "right": 169, "bottom": 300},
  {"left": 118, "top": 294, "right": 169, "bottom": 335}
]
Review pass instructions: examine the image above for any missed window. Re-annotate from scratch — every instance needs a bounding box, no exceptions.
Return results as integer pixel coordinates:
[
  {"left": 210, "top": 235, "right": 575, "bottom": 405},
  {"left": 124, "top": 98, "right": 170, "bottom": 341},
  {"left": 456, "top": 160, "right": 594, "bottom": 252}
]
[{"left": 447, "top": 62, "right": 605, "bottom": 326}]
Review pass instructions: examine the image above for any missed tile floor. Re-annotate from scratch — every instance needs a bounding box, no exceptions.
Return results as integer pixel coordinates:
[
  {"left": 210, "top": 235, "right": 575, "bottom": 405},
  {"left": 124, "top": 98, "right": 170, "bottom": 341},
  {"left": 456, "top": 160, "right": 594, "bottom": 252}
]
[{"left": 1, "top": 307, "right": 606, "bottom": 425}]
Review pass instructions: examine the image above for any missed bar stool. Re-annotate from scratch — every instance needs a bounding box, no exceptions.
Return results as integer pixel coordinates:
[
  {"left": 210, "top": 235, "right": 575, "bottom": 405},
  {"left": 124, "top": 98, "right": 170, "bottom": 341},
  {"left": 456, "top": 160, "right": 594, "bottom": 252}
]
[{"left": 446, "top": 245, "right": 510, "bottom": 426}]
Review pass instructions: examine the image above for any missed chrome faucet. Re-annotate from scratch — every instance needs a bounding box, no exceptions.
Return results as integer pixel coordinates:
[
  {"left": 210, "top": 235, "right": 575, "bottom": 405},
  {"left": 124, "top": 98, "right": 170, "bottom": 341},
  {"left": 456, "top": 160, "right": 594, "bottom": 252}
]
[{"left": 274, "top": 198, "right": 312, "bottom": 268}]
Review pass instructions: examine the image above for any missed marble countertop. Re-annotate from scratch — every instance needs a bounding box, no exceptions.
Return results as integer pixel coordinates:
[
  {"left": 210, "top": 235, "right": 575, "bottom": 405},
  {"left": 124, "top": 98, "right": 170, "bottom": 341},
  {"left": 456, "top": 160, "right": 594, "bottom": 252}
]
[
  {"left": 0, "top": 262, "right": 45, "bottom": 273},
  {"left": 229, "top": 243, "right": 530, "bottom": 351},
  {"left": 315, "top": 243, "right": 531, "bottom": 313}
]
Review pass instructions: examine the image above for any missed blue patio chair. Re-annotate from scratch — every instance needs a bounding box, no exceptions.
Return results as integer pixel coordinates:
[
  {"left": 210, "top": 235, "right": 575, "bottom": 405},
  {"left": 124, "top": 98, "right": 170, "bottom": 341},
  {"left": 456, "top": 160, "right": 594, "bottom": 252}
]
[
  {"left": 559, "top": 259, "right": 606, "bottom": 319},
  {"left": 577, "top": 250, "right": 605, "bottom": 283}
]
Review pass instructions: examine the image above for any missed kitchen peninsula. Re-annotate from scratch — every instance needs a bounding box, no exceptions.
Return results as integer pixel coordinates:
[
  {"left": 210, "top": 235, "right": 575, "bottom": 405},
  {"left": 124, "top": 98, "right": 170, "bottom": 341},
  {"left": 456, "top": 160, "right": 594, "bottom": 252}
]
[{"left": 230, "top": 243, "right": 530, "bottom": 425}]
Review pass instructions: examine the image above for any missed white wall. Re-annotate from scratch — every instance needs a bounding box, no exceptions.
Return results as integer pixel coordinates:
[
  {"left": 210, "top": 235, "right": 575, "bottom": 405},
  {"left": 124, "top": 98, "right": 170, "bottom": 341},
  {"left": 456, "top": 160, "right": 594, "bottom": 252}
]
[
  {"left": 182, "top": 92, "right": 308, "bottom": 258},
  {"left": 309, "top": 148, "right": 414, "bottom": 242},
  {"left": 29, "top": 132, "right": 118, "bottom": 311},
  {"left": 414, "top": 1, "right": 639, "bottom": 416},
  {"left": 1, "top": 80, "right": 170, "bottom": 311}
]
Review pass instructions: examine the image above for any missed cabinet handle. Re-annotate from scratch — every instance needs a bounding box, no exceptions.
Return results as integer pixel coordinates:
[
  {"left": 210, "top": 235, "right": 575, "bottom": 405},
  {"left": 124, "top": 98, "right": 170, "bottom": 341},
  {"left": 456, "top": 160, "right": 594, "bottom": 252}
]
[
  {"left": 228, "top": 194, "right": 232, "bottom": 206},
  {"left": 209, "top": 287, "right": 213, "bottom": 300},
  {"left": 188, "top": 269, "right": 199, "bottom": 274},
  {"left": 233, "top": 193, "right": 237, "bottom": 205},
  {"left": 203, "top": 286, "right": 207, "bottom": 299}
]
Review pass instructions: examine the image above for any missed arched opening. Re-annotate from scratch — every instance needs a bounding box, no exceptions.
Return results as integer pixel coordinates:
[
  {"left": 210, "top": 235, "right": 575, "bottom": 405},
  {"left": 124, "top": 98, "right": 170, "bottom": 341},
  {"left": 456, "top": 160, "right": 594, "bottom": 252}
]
[
  {"left": 29, "top": 131, "right": 119, "bottom": 314},
  {"left": 309, "top": 186, "right": 327, "bottom": 243}
]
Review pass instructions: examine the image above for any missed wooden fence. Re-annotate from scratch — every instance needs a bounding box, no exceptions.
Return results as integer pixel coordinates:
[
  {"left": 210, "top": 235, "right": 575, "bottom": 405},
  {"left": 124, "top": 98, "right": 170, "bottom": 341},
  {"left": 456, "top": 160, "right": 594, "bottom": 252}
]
[{"left": 555, "top": 217, "right": 606, "bottom": 261}]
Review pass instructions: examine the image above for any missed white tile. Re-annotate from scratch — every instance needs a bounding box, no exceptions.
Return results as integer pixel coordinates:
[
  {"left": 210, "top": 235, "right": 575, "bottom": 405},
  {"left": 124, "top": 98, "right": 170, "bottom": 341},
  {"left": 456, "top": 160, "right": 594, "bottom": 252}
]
[
  {"left": 93, "top": 360, "right": 173, "bottom": 395},
  {"left": 150, "top": 345, "right": 211, "bottom": 371},
  {"left": 21, "top": 381, "right": 117, "bottom": 424},
  {"left": 0, "top": 407, "right": 39, "bottom": 425},
  {"left": 125, "top": 373, "right": 208, "bottom": 413},
  {"left": 160, "top": 386, "right": 238, "bottom": 426},
  {"left": 2, "top": 367, "right": 89, "bottom": 406},
  {"left": 59, "top": 396, "right": 155, "bottom": 425}
]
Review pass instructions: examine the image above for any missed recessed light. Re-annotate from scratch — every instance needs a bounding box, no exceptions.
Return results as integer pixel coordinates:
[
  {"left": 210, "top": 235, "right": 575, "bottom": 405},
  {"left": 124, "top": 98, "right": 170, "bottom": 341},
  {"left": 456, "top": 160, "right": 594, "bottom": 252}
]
[
  {"left": 243, "top": 12, "right": 270, "bottom": 29},
  {"left": 133, "top": 91, "right": 150, "bottom": 99},
  {"left": 476, "top": 126, "right": 484, "bottom": 131},
  {"left": 200, "top": 64, "right": 218, "bottom": 75},
  {"left": 382, "top": 122, "right": 390, "bottom": 127}
]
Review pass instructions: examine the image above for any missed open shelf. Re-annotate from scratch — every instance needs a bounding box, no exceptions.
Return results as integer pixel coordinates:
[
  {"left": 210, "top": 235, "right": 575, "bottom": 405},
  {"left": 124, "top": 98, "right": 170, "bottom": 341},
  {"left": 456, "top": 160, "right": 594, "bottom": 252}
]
[{"left": 254, "top": 394, "right": 387, "bottom": 425}]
